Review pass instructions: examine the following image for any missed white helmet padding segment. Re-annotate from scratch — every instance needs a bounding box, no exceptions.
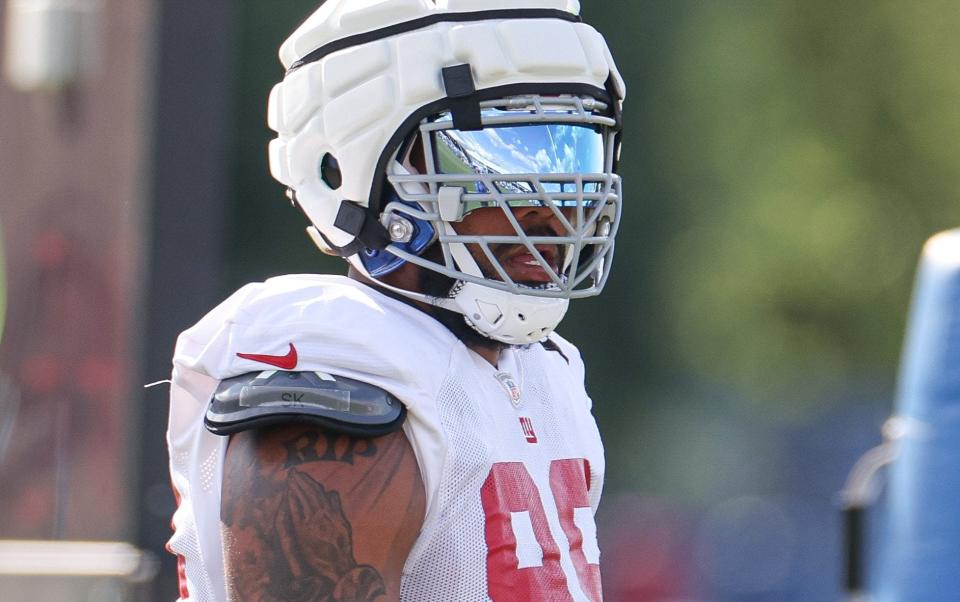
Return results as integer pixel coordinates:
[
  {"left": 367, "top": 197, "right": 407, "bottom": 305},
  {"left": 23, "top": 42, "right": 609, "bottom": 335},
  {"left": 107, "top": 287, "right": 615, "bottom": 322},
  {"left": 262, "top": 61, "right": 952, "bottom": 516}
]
[{"left": 284, "top": 7, "right": 584, "bottom": 73}]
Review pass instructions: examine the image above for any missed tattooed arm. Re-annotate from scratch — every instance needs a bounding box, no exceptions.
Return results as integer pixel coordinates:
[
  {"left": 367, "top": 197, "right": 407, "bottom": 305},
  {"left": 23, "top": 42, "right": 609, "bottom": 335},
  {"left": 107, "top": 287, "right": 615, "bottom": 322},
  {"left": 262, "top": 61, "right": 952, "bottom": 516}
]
[{"left": 221, "top": 426, "right": 426, "bottom": 602}]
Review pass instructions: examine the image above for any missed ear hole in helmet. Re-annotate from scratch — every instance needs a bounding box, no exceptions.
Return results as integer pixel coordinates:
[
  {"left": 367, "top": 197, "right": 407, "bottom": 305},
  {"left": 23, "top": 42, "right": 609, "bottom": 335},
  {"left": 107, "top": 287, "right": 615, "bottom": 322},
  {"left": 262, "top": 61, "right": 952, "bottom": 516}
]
[{"left": 320, "top": 153, "right": 342, "bottom": 189}]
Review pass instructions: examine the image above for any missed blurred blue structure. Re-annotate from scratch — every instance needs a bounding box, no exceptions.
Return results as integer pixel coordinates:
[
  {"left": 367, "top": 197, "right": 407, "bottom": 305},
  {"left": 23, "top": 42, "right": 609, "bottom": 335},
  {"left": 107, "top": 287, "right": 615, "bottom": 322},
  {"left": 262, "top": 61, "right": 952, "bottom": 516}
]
[{"left": 851, "top": 230, "right": 960, "bottom": 600}]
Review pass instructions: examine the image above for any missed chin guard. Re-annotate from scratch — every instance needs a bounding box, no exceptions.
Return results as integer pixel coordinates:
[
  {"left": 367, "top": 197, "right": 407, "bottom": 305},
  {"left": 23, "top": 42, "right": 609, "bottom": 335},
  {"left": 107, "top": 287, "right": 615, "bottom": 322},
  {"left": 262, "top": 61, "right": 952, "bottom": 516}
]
[{"left": 205, "top": 370, "right": 405, "bottom": 437}]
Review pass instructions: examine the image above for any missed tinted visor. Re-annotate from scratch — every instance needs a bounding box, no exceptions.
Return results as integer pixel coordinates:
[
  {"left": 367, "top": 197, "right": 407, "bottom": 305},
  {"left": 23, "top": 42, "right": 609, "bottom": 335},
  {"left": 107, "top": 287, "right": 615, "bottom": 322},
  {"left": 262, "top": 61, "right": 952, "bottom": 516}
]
[{"left": 432, "top": 123, "right": 606, "bottom": 205}]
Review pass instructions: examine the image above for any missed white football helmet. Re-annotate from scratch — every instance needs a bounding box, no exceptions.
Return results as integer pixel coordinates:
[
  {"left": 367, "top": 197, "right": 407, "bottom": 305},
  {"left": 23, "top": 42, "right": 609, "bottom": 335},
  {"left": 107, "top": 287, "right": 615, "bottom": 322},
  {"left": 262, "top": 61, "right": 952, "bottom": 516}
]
[{"left": 268, "top": 0, "right": 625, "bottom": 344}]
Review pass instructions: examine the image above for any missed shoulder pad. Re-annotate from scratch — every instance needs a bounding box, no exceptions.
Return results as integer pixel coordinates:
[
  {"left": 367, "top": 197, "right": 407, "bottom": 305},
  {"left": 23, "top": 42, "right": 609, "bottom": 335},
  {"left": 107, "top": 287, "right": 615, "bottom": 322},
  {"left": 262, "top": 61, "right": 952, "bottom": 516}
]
[{"left": 205, "top": 370, "right": 405, "bottom": 437}]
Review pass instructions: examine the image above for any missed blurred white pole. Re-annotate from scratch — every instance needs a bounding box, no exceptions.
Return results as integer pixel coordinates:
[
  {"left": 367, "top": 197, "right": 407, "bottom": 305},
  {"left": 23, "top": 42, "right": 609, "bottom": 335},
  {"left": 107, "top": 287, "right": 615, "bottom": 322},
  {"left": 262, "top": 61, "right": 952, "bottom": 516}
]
[
  {"left": 2, "top": 0, "right": 102, "bottom": 91},
  {"left": 0, "top": 540, "right": 158, "bottom": 582}
]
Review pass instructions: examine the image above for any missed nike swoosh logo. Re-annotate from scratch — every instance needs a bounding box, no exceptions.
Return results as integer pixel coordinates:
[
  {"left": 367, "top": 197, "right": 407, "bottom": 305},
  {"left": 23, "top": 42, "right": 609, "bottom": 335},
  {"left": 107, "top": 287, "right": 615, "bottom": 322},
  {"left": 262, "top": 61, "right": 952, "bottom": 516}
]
[{"left": 236, "top": 343, "right": 298, "bottom": 370}]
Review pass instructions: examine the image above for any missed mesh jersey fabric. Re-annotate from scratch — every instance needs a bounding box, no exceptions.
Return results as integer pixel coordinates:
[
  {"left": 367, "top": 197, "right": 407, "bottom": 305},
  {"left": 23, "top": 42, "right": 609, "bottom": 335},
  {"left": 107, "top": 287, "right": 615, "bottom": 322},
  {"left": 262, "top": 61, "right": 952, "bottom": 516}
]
[
  {"left": 400, "top": 343, "right": 604, "bottom": 601},
  {"left": 166, "top": 274, "right": 605, "bottom": 601}
]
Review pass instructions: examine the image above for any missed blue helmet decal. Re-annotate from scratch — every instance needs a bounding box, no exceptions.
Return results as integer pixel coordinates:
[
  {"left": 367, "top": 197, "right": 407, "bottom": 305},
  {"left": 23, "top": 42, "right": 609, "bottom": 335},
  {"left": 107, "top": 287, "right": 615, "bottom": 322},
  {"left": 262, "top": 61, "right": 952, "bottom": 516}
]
[{"left": 360, "top": 185, "right": 435, "bottom": 277}]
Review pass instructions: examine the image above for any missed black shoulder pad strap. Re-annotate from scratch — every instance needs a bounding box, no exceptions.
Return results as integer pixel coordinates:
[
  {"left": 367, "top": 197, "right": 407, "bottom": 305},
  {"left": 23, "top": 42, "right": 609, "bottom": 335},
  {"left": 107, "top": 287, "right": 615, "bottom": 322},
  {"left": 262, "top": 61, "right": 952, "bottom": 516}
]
[
  {"left": 205, "top": 370, "right": 406, "bottom": 438},
  {"left": 541, "top": 337, "right": 571, "bottom": 364}
]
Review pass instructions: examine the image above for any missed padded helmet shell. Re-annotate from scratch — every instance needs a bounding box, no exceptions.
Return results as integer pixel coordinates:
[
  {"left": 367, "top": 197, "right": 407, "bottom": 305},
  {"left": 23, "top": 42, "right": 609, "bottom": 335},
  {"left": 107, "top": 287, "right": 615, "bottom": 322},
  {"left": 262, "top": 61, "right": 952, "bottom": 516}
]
[{"left": 267, "top": 0, "right": 626, "bottom": 252}]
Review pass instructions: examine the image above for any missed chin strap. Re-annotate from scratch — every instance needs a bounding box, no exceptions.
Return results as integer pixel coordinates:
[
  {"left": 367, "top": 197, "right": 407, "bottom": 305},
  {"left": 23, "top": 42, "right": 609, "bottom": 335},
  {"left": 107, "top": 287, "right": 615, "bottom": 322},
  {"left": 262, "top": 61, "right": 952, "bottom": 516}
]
[
  {"left": 347, "top": 255, "right": 456, "bottom": 307},
  {"left": 437, "top": 224, "right": 570, "bottom": 344},
  {"left": 345, "top": 173, "right": 569, "bottom": 345},
  {"left": 348, "top": 237, "right": 568, "bottom": 345},
  {"left": 450, "top": 280, "right": 570, "bottom": 345}
]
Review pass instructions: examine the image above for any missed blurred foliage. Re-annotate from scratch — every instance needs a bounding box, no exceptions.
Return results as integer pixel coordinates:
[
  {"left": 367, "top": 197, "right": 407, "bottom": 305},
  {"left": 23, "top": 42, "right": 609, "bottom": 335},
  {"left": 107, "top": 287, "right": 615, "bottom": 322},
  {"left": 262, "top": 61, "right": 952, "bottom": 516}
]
[
  {"left": 0, "top": 218, "right": 5, "bottom": 344},
  {"left": 226, "top": 1, "right": 342, "bottom": 288},
  {"left": 643, "top": 0, "right": 960, "bottom": 414}
]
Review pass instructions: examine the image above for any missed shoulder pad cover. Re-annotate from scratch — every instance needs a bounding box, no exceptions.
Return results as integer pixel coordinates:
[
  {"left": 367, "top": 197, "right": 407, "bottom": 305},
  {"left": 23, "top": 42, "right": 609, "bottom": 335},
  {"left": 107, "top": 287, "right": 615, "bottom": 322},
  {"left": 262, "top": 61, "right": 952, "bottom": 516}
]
[{"left": 205, "top": 370, "right": 405, "bottom": 437}]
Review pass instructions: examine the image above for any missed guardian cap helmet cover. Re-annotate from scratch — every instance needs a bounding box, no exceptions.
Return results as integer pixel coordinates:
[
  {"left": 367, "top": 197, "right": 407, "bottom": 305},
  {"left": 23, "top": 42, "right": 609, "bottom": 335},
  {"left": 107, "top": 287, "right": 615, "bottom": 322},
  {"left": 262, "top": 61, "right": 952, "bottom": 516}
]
[{"left": 268, "top": 0, "right": 625, "bottom": 344}]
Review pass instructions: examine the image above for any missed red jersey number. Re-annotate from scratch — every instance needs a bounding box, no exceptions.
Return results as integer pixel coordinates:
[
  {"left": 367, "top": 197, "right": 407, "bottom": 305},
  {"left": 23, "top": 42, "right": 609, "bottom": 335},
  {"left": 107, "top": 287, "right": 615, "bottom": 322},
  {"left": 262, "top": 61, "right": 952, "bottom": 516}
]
[{"left": 480, "top": 459, "right": 601, "bottom": 602}]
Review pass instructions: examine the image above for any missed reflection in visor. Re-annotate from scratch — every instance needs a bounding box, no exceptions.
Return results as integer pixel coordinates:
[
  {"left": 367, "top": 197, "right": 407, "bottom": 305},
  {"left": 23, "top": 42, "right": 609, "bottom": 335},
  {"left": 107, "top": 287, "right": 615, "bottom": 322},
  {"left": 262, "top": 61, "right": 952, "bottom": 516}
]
[
  {"left": 382, "top": 95, "right": 621, "bottom": 301},
  {"left": 432, "top": 124, "right": 605, "bottom": 208}
]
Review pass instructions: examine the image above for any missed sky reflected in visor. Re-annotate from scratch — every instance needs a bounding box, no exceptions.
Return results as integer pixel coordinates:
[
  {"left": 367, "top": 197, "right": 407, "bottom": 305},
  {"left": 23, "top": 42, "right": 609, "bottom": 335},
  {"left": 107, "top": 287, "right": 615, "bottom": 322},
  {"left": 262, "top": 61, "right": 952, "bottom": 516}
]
[{"left": 433, "top": 124, "right": 606, "bottom": 202}]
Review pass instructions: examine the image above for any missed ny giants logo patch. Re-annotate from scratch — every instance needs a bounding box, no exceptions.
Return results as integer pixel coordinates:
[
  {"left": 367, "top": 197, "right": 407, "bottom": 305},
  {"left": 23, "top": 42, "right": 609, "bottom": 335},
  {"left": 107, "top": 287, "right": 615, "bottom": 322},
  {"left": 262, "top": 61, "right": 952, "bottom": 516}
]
[{"left": 519, "top": 416, "right": 538, "bottom": 444}]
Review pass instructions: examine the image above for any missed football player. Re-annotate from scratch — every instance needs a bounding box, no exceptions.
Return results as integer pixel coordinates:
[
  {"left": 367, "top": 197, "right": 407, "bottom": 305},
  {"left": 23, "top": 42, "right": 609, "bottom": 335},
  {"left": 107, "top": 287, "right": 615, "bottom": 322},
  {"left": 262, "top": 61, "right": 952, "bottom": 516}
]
[{"left": 166, "top": 1, "right": 625, "bottom": 600}]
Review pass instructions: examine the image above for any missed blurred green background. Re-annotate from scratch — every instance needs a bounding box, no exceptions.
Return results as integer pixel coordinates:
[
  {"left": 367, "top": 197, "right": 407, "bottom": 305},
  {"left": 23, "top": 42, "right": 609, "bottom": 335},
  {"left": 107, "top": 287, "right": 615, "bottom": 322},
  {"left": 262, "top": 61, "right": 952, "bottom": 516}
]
[
  {"left": 219, "top": 1, "right": 960, "bottom": 598},
  {"left": 5, "top": 0, "right": 958, "bottom": 599}
]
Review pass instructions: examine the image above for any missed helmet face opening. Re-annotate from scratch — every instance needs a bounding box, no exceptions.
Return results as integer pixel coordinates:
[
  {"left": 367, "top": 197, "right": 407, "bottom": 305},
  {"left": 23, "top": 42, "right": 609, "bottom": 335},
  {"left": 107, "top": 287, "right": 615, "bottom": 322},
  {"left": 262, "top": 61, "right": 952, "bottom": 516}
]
[{"left": 378, "top": 94, "right": 622, "bottom": 300}]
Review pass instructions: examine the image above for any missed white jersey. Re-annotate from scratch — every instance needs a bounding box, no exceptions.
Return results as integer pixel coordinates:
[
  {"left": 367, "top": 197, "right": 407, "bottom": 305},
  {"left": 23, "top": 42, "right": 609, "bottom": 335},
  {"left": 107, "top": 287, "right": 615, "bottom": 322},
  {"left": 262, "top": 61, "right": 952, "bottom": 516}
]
[{"left": 167, "top": 274, "right": 605, "bottom": 601}]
